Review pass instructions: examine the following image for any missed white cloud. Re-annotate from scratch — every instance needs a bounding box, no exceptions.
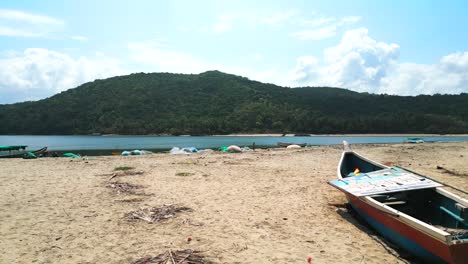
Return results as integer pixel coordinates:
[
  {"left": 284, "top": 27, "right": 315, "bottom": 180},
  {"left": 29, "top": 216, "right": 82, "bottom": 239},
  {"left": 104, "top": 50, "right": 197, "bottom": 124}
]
[
  {"left": 289, "top": 28, "right": 468, "bottom": 95},
  {"left": 301, "top": 17, "right": 336, "bottom": 27},
  {"left": 0, "top": 48, "right": 125, "bottom": 103},
  {"left": 71, "top": 35, "right": 88, "bottom": 41},
  {"left": 0, "top": 9, "right": 62, "bottom": 24},
  {"left": 380, "top": 55, "right": 468, "bottom": 95},
  {"left": 0, "top": 9, "right": 64, "bottom": 37},
  {"left": 292, "top": 15, "right": 361, "bottom": 41},
  {"left": 341, "top": 16, "right": 361, "bottom": 23}
]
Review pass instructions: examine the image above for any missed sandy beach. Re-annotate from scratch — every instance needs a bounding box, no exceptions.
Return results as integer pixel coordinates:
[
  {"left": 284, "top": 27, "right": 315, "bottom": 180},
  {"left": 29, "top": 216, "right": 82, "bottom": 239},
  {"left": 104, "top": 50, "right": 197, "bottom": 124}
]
[{"left": 1, "top": 142, "right": 467, "bottom": 264}]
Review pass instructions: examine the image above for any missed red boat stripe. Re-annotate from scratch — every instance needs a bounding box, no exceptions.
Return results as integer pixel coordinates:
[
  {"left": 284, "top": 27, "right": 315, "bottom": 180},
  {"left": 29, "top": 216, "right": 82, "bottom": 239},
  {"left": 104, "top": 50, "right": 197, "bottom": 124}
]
[{"left": 348, "top": 195, "right": 452, "bottom": 262}]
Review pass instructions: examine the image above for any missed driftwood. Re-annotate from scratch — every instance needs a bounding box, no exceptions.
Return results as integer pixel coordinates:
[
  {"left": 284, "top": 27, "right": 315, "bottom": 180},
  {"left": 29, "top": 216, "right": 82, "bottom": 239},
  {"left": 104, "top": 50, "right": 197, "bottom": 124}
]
[
  {"left": 131, "top": 249, "right": 213, "bottom": 264},
  {"left": 126, "top": 205, "right": 192, "bottom": 223}
]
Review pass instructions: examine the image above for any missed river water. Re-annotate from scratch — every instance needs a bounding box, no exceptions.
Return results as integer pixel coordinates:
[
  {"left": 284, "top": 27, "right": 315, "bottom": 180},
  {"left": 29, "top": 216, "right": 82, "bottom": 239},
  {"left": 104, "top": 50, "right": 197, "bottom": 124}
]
[{"left": 1, "top": 135, "right": 467, "bottom": 155}]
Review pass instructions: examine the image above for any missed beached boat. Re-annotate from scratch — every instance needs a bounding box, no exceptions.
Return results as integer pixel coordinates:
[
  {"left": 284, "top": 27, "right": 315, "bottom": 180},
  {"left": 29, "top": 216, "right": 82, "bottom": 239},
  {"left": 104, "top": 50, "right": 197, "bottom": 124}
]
[
  {"left": 0, "top": 145, "right": 48, "bottom": 158},
  {"left": 277, "top": 142, "right": 307, "bottom": 147},
  {"left": 405, "top": 137, "right": 425, "bottom": 143},
  {"left": 329, "top": 141, "right": 468, "bottom": 264}
]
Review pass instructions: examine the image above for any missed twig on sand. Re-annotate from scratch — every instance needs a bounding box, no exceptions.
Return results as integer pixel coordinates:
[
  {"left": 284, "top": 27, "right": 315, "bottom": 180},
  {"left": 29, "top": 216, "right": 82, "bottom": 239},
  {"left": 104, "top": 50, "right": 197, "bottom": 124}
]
[
  {"left": 169, "top": 250, "right": 176, "bottom": 264},
  {"left": 130, "top": 249, "right": 213, "bottom": 264},
  {"left": 104, "top": 170, "right": 145, "bottom": 180},
  {"left": 436, "top": 165, "right": 467, "bottom": 177},
  {"left": 62, "top": 208, "right": 70, "bottom": 218},
  {"left": 126, "top": 204, "right": 193, "bottom": 223}
]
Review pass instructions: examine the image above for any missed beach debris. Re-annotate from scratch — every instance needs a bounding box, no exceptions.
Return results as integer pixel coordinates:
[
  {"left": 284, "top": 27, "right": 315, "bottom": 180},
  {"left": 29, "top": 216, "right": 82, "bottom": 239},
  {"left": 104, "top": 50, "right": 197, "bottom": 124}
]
[
  {"left": 181, "top": 218, "right": 204, "bottom": 226},
  {"left": 63, "top": 152, "right": 81, "bottom": 158},
  {"left": 107, "top": 170, "right": 145, "bottom": 180},
  {"left": 170, "top": 147, "right": 207, "bottom": 155},
  {"left": 183, "top": 147, "right": 199, "bottom": 153},
  {"left": 115, "top": 166, "right": 135, "bottom": 171},
  {"left": 382, "top": 161, "right": 394, "bottom": 166},
  {"left": 122, "top": 150, "right": 154, "bottom": 156},
  {"left": 114, "top": 198, "right": 145, "bottom": 203},
  {"left": 170, "top": 147, "right": 191, "bottom": 155},
  {"left": 187, "top": 235, "right": 192, "bottom": 242},
  {"left": 175, "top": 172, "right": 195, "bottom": 177},
  {"left": 227, "top": 145, "right": 242, "bottom": 152},
  {"left": 240, "top": 146, "right": 253, "bottom": 152},
  {"left": 219, "top": 145, "right": 252, "bottom": 153},
  {"left": 286, "top": 144, "right": 301, "bottom": 149},
  {"left": 307, "top": 257, "right": 313, "bottom": 263},
  {"left": 126, "top": 204, "right": 192, "bottom": 223},
  {"left": 105, "top": 181, "right": 145, "bottom": 195},
  {"left": 130, "top": 249, "right": 213, "bottom": 264},
  {"left": 436, "top": 165, "right": 466, "bottom": 176}
]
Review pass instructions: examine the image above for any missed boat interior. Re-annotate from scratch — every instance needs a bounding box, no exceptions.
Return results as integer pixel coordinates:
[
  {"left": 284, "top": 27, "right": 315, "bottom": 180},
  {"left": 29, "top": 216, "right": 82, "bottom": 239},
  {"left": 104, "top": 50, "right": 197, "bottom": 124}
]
[
  {"left": 370, "top": 188, "right": 468, "bottom": 240},
  {"left": 340, "top": 152, "right": 386, "bottom": 178}
]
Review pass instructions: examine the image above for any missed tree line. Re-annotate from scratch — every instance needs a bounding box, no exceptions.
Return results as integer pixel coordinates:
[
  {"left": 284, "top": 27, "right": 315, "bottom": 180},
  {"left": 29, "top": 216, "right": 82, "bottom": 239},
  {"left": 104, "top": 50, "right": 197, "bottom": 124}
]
[{"left": 0, "top": 71, "right": 467, "bottom": 135}]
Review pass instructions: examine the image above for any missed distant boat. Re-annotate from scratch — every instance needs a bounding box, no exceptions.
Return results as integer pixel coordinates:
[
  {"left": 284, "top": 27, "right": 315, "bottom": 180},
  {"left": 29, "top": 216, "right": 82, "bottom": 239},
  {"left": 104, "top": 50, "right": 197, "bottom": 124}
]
[
  {"left": 277, "top": 142, "right": 307, "bottom": 148},
  {"left": 405, "top": 137, "right": 425, "bottom": 143},
  {"left": 0, "top": 145, "right": 48, "bottom": 158},
  {"left": 329, "top": 141, "right": 468, "bottom": 264}
]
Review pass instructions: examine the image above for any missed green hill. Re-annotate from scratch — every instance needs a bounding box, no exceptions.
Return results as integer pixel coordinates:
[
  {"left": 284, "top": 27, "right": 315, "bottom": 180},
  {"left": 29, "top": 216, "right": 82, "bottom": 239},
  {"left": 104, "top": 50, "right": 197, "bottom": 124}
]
[{"left": 1, "top": 71, "right": 467, "bottom": 135}]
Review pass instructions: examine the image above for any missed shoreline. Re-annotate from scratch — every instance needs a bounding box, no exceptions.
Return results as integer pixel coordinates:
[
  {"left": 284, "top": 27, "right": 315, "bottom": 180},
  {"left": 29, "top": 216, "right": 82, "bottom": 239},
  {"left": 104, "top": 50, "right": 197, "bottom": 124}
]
[
  {"left": 3, "top": 133, "right": 468, "bottom": 137},
  {"left": 221, "top": 133, "right": 468, "bottom": 137}
]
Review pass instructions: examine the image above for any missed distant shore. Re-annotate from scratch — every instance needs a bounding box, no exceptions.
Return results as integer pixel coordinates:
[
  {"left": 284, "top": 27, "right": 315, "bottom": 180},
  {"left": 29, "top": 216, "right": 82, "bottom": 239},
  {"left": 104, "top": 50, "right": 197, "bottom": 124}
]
[{"left": 219, "top": 133, "right": 468, "bottom": 137}]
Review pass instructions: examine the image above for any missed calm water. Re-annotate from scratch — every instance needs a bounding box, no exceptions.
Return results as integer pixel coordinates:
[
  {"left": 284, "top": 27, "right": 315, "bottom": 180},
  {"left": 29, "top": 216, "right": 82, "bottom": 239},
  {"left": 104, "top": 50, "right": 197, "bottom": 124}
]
[{"left": 1, "top": 135, "right": 468, "bottom": 154}]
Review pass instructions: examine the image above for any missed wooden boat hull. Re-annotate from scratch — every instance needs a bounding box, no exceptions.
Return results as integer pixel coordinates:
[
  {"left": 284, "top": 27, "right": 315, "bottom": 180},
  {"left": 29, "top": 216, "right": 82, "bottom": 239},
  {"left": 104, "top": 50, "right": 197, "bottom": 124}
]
[
  {"left": 0, "top": 147, "right": 48, "bottom": 158},
  {"left": 347, "top": 193, "right": 458, "bottom": 263},
  {"left": 331, "top": 142, "right": 468, "bottom": 264}
]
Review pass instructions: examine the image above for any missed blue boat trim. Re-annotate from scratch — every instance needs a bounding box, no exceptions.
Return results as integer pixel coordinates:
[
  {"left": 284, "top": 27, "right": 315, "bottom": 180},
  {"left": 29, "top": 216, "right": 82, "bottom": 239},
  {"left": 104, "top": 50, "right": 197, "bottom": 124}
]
[{"left": 350, "top": 202, "right": 448, "bottom": 264}]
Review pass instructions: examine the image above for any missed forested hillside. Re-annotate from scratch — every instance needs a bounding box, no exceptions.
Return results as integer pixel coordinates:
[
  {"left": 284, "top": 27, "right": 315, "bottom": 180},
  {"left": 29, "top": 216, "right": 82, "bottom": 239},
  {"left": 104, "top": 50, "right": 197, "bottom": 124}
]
[{"left": 1, "top": 71, "right": 467, "bottom": 135}]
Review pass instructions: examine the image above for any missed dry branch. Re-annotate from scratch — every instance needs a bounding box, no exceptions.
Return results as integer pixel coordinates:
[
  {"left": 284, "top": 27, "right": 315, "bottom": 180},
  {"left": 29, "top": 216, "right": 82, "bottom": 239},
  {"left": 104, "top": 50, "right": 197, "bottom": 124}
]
[{"left": 130, "top": 249, "right": 213, "bottom": 264}]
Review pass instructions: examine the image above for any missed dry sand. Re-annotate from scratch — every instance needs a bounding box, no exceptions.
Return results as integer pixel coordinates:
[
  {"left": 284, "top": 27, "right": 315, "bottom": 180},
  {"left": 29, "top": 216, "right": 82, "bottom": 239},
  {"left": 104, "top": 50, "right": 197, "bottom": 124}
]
[{"left": 0, "top": 142, "right": 467, "bottom": 264}]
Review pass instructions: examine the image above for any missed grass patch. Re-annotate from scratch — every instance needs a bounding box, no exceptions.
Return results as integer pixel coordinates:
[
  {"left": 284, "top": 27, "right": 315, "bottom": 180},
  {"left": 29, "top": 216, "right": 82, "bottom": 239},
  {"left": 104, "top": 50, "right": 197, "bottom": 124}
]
[
  {"left": 114, "top": 166, "right": 135, "bottom": 171},
  {"left": 175, "top": 172, "right": 195, "bottom": 177}
]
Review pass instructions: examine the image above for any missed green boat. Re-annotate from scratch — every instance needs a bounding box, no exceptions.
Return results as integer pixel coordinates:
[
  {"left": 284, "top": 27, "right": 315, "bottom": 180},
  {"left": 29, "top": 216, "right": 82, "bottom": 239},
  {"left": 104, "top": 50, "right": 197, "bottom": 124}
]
[
  {"left": 405, "top": 137, "right": 425, "bottom": 144},
  {"left": 0, "top": 145, "right": 48, "bottom": 158}
]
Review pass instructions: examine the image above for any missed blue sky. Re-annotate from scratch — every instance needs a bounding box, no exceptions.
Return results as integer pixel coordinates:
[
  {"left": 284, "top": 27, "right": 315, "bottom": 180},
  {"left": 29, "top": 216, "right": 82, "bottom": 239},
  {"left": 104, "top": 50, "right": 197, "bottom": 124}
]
[{"left": 1, "top": 0, "right": 468, "bottom": 103}]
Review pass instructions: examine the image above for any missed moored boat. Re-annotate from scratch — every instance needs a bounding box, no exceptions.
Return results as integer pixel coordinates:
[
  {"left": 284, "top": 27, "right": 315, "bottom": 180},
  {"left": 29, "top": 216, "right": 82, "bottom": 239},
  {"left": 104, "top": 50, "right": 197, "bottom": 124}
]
[
  {"left": 329, "top": 141, "right": 468, "bottom": 264},
  {"left": 405, "top": 137, "right": 425, "bottom": 143},
  {"left": 0, "top": 145, "right": 48, "bottom": 158}
]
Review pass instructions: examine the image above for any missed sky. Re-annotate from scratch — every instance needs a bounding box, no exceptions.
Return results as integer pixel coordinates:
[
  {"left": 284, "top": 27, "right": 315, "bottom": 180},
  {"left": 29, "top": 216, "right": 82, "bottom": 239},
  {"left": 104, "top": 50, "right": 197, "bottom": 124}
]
[{"left": 1, "top": 0, "right": 468, "bottom": 104}]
